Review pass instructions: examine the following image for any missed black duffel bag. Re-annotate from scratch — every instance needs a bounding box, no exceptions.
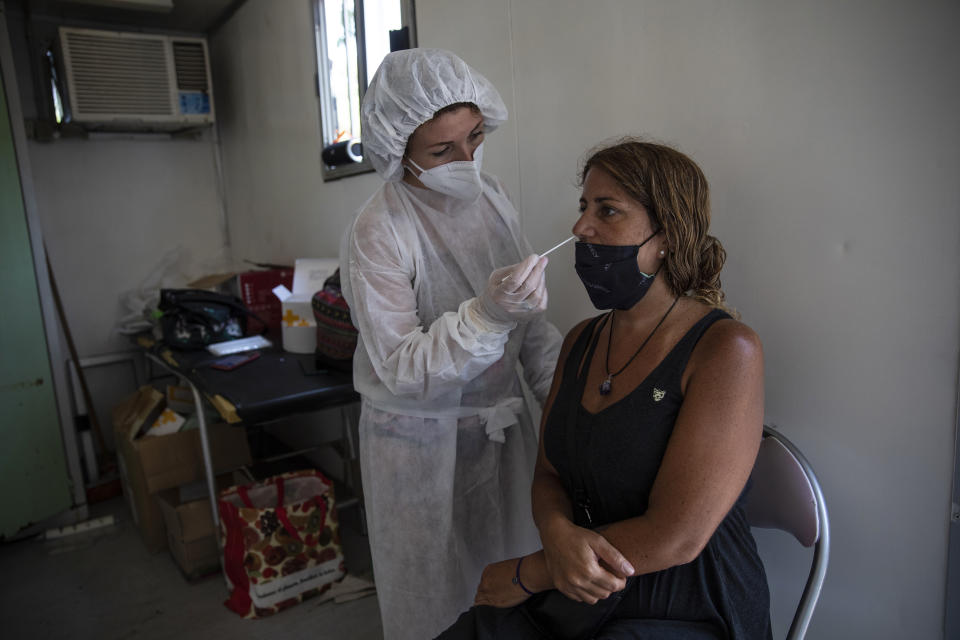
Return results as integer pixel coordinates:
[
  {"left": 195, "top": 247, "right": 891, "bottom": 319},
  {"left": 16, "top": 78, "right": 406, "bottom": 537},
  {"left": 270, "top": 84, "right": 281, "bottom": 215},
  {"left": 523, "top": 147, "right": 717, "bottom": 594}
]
[{"left": 158, "top": 288, "right": 265, "bottom": 350}]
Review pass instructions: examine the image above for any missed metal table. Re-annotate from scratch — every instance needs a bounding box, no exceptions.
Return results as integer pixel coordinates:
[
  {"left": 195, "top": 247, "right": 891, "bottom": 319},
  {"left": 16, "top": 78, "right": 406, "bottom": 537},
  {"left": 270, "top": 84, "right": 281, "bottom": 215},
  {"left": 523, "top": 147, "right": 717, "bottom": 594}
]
[{"left": 138, "top": 336, "right": 362, "bottom": 560}]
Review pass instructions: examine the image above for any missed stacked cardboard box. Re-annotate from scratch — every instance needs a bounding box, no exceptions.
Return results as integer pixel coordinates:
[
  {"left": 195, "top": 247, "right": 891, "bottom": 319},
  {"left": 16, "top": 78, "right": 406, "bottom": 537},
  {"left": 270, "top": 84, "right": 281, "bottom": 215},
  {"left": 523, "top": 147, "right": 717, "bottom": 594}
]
[
  {"left": 271, "top": 259, "right": 339, "bottom": 353},
  {"left": 112, "top": 386, "right": 252, "bottom": 553},
  {"left": 157, "top": 475, "right": 236, "bottom": 579}
]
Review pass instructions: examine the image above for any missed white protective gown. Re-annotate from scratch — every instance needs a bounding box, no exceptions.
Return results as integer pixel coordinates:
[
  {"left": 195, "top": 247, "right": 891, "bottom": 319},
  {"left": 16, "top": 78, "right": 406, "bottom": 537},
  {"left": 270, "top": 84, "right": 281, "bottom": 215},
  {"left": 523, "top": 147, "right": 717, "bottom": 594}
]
[{"left": 340, "top": 173, "right": 561, "bottom": 639}]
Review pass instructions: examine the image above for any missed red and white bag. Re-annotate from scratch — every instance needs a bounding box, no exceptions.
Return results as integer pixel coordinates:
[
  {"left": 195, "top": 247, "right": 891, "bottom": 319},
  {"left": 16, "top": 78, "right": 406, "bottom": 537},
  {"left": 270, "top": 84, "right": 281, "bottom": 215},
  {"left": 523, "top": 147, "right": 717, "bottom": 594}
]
[{"left": 218, "top": 469, "right": 346, "bottom": 617}]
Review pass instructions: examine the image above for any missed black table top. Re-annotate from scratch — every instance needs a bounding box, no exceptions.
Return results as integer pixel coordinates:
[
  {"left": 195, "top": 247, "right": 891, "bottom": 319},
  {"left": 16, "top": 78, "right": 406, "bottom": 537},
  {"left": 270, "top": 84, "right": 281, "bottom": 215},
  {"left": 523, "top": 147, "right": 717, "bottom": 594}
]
[{"left": 144, "top": 336, "right": 358, "bottom": 425}]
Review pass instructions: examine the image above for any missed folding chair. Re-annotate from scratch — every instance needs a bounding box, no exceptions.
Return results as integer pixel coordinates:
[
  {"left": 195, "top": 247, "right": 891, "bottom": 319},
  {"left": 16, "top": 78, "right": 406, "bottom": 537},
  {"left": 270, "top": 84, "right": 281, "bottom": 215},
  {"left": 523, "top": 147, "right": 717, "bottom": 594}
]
[{"left": 744, "top": 425, "right": 830, "bottom": 640}]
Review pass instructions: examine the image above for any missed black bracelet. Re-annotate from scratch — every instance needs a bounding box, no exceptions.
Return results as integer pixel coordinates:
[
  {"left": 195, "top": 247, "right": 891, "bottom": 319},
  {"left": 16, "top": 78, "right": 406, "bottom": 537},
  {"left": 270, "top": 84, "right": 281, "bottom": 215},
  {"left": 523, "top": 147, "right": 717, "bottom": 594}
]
[{"left": 512, "top": 556, "right": 534, "bottom": 595}]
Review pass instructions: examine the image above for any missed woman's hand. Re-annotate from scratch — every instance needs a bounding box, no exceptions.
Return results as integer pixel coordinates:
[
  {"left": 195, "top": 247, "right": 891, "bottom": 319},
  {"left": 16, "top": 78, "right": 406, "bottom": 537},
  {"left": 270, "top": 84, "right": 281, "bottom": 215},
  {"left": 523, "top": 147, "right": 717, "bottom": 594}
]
[
  {"left": 540, "top": 516, "right": 634, "bottom": 604},
  {"left": 473, "top": 558, "right": 534, "bottom": 608}
]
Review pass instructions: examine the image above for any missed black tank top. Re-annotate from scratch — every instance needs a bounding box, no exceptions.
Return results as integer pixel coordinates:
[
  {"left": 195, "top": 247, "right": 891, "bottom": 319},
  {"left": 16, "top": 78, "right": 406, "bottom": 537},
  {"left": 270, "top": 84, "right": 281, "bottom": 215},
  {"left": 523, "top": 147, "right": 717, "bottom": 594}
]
[
  {"left": 542, "top": 307, "right": 772, "bottom": 638},
  {"left": 544, "top": 308, "right": 733, "bottom": 527}
]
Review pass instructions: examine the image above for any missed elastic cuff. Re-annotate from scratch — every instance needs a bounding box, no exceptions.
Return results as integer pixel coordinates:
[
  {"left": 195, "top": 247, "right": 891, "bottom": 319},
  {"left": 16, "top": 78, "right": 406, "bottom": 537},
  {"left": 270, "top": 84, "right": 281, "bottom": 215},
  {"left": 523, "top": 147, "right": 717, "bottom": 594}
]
[{"left": 464, "top": 297, "right": 517, "bottom": 334}]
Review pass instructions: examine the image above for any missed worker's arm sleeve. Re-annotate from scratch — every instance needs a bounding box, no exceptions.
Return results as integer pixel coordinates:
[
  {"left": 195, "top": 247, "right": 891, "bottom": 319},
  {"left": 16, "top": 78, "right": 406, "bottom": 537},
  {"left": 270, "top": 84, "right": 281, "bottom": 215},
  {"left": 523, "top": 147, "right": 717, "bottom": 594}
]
[
  {"left": 343, "top": 214, "right": 515, "bottom": 402},
  {"left": 483, "top": 176, "right": 561, "bottom": 407},
  {"left": 519, "top": 314, "right": 562, "bottom": 407}
]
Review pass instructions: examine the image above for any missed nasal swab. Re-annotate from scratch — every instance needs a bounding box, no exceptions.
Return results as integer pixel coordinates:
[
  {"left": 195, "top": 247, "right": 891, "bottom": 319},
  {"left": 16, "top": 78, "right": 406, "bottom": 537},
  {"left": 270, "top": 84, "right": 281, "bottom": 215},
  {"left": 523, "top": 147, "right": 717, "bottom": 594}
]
[
  {"left": 538, "top": 235, "right": 576, "bottom": 259},
  {"left": 500, "top": 235, "right": 576, "bottom": 283}
]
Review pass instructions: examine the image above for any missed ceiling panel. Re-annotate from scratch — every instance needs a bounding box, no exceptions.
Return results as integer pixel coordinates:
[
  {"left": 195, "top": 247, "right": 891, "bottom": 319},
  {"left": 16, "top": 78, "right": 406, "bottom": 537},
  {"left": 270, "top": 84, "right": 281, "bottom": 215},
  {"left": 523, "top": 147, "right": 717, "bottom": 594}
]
[{"left": 23, "top": 0, "right": 243, "bottom": 34}]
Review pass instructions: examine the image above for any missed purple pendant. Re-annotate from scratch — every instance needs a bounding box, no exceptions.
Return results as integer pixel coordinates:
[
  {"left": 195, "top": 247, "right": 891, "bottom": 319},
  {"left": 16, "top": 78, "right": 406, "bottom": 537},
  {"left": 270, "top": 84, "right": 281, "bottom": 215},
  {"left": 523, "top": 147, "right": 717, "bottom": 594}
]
[{"left": 599, "top": 376, "right": 612, "bottom": 396}]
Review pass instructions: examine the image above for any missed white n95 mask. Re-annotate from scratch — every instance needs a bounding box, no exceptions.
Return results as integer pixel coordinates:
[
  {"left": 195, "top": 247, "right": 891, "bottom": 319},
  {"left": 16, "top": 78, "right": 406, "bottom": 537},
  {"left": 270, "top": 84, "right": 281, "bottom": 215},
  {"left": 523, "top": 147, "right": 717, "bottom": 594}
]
[{"left": 404, "top": 144, "right": 485, "bottom": 201}]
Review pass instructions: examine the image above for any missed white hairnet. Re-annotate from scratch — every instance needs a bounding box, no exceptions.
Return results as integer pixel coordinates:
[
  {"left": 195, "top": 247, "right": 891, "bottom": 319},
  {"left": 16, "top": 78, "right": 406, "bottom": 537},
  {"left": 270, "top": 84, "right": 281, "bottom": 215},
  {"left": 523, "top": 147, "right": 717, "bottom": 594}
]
[{"left": 361, "top": 48, "right": 508, "bottom": 181}]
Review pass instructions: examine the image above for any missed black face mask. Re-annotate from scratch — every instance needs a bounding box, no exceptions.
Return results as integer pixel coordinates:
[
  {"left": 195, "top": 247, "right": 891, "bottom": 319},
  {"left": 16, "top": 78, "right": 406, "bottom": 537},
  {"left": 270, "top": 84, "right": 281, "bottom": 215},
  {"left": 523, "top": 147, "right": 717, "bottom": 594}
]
[{"left": 574, "top": 231, "right": 662, "bottom": 310}]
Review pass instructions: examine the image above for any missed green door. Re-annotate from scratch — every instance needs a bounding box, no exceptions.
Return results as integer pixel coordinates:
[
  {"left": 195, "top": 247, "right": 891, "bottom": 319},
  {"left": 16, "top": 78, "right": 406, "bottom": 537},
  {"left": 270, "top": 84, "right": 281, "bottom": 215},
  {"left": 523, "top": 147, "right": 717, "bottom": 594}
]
[{"left": 0, "top": 61, "right": 72, "bottom": 538}]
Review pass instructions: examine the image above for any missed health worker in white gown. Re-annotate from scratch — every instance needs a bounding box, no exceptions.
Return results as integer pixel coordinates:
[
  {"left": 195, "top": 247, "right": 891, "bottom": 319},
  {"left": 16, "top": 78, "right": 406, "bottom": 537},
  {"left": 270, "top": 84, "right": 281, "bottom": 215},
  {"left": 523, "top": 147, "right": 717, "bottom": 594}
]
[{"left": 339, "top": 48, "right": 562, "bottom": 640}]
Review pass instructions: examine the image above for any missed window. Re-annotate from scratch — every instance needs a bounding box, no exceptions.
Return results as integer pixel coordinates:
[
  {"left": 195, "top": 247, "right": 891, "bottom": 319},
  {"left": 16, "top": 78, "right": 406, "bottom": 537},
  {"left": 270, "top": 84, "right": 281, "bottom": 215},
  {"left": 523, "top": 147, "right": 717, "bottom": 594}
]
[{"left": 314, "top": 0, "right": 416, "bottom": 181}]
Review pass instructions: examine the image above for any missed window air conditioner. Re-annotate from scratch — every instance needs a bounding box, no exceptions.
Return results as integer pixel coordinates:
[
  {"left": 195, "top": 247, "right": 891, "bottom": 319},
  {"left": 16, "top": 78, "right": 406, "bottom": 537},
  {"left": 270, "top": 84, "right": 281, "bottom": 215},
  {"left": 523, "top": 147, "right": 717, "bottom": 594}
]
[{"left": 59, "top": 26, "right": 215, "bottom": 130}]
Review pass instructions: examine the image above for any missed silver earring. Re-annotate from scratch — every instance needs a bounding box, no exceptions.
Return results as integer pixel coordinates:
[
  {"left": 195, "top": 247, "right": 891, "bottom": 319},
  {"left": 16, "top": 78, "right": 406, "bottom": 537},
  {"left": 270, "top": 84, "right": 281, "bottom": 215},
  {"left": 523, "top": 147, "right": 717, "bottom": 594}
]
[{"left": 659, "top": 249, "right": 666, "bottom": 257}]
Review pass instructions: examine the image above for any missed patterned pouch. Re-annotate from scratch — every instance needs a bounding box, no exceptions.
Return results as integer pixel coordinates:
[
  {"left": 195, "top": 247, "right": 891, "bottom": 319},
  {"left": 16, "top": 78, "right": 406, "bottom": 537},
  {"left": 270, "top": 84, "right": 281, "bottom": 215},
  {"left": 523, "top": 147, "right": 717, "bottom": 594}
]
[
  {"left": 311, "top": 268, "right": 358, "bottom": 371},
  {"left": 218, "top": 469, "right": 346, "bottom": 618}
]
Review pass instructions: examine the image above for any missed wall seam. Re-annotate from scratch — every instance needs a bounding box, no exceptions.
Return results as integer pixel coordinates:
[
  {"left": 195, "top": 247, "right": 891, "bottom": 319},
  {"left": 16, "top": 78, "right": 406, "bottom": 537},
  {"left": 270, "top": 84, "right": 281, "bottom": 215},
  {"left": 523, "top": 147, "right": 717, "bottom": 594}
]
[{"left": 505, "top": 0, "right": 523, "bottom": 234}]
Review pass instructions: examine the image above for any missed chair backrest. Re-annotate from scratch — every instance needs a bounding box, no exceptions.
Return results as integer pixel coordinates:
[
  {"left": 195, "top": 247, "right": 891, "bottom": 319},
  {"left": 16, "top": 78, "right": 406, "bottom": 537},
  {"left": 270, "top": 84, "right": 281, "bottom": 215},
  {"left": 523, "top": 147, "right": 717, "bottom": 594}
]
[{"left": 744, "top": 425, "right": 829, "bottom": 640}]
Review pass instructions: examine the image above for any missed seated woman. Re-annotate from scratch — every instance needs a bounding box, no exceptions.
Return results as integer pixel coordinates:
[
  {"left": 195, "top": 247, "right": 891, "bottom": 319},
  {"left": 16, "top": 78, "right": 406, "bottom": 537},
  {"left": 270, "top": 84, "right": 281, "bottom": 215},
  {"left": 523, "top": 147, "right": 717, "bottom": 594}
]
[{"left": 438, "top": 139, "right": 771, "bottom": 640}]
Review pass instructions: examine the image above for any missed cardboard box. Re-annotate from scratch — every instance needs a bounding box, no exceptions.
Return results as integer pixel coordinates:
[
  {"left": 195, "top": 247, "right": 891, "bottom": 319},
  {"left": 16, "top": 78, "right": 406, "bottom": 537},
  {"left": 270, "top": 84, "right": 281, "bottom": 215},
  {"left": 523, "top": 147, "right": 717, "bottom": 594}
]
[
  {"left": 187, "top": 272, "right": 241, "bottom": 296},
  {"left": 146, "top": 408, "right": 186, "bottom": 437},
  {"left": 157, "top": 475, "right": 234, "bottom": 579},
  {"left": 272, "top": 258, "right": 339, "bottom": 353},
  {"left": 238, "top": 268, "right": 293, "bottom": 329},
  {"left": 113, "top": 385, "right": 165, "bottom": 441},
  {"left": 165, "top": 384, "right": 196, "bottom": 414},
  {"left": 158, "top": 489, "right": 220, "bottom": 579},
  {"left": 112, "top": 388, "right": 252, "bottom": 552}
]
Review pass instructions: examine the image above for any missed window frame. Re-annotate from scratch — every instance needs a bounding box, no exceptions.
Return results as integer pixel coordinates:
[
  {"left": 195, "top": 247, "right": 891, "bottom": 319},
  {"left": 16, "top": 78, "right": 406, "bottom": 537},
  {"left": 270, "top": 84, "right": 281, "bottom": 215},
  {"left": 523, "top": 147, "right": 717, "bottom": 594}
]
[{"left": 313, "top": 0, "right": 417, "bottom": 182}]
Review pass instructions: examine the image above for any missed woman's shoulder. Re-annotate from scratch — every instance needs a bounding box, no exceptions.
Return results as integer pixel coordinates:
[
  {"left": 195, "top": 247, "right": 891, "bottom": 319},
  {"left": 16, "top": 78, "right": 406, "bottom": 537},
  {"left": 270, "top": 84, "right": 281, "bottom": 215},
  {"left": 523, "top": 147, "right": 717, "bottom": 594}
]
[
  {"left": 557, "top": 315, "right": 607, "bottom": 364},
  {"left": 346, "top": 184, "right": 421, "bottom": 269},
  {"left": 565, "top": 315, "right": 604, "bottom": 342},
  {"left": 687, "top": 306, "right": 763, "bottom": 378},
  {"left": 701, "top": 308, "right": 762, "bottom": 351},
  {"left": 351, "top": 183, "right": 418, "bottom": 241},
  {"left": 353, "top": 182, "right": 403, "bottom": 227}
]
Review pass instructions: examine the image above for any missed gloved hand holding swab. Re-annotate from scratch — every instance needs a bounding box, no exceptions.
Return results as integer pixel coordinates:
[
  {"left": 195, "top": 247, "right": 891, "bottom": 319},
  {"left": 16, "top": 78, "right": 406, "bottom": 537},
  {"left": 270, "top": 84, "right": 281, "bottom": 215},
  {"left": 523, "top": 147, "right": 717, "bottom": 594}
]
[{"left": 478, "top": 254, "right": 549, "bottom": 323}]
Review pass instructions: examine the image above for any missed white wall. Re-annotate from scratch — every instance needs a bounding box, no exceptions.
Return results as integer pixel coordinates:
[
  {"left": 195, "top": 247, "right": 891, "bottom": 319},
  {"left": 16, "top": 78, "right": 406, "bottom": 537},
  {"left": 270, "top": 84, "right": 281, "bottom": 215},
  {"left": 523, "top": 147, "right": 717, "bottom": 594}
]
[
  {"left": 209, "top": 0, "right": 382, "bottom": 263},
  {"left": 491, "top": 1, "right": 959, "bottom": 637},
  {"left": 215, "top": 0, "right": 960, "bottom": 637},
  {"left": 28, "top": 136, "right": 228, "bottom": 356},
  {"left": 26, "top": 134, "right": 230, "bottom": 448}
]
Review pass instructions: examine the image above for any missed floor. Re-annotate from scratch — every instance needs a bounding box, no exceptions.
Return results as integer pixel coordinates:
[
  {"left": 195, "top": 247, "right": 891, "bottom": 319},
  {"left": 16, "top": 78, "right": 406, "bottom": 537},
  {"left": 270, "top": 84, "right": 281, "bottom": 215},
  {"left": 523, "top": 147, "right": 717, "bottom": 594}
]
[{"left": 0, "top": 495, "right": 383, "bottom": 640}]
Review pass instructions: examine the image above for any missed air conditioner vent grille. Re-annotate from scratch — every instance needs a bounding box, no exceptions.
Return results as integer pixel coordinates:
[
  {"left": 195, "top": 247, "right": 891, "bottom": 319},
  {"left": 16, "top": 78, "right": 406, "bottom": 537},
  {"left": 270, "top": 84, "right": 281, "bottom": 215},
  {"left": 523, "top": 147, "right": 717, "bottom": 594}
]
[
  {"left": 59, "top": 27, "right": 215, "bottom": 128},
  {"left": 64, "top": 31, "right": 172, "bottom": 116},
  {"left": 172, "top": 42, "right": 209, "bottom": 92}
]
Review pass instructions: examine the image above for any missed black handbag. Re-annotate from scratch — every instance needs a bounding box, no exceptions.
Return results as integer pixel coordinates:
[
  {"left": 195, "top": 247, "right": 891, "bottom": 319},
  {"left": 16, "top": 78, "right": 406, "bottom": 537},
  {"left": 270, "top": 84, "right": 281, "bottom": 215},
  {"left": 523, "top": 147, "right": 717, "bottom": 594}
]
[{"left": 158, "top": 288, "right": 265, "bottom": 349}]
